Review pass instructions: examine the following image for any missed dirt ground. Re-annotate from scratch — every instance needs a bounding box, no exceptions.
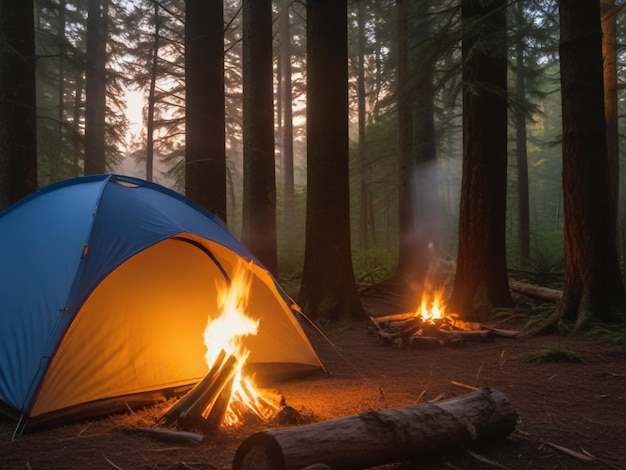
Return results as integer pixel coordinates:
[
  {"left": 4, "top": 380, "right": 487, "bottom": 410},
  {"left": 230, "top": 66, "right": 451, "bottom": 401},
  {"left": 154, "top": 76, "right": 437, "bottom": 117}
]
[{"left": 2, "top": 293, "right": 626, "bottom": 470}]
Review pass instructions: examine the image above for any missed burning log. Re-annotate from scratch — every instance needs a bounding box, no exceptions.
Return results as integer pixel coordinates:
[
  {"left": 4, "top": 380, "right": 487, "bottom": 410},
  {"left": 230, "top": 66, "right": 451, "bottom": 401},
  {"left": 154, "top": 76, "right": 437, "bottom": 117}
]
[
  {"left": 178, "top": 354, "right": 239, "bottom": 431},
  {"left": 160, "top": 350, "right": 228, "bottom": 427},
  {"left": 232, "top": 388, "right": 517, "bottom": 470},
  {"left": 159, "top": 349, "right": 240, "bottom": 432},
  {"left": 200, "top": 376, "right": 236, "bottom": 433}
]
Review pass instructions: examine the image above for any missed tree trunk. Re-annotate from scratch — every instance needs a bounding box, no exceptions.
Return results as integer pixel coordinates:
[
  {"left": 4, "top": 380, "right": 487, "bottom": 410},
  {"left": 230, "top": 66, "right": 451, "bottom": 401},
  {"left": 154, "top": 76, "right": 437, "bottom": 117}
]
[
  {"left": 601, "top": 0, "right": 618, "bottom": 237},
  {"left": 233, "top": 388, "right": 517, "bottom": 470},
  {"left": 184, "top": 0, "right": 227, "bottom": 221},
  {"left": 72, "top": 69, "right": 84, "bottom": 177},
  {"left": 145, "top": 1, "right": 160, "bottom": 182},
  {"left": 394, "top": 0, "right": 418, "bottom": 288},
  {"left": 53, "top": 0, "right": 66, "bottom": 183},
  {"left": 279, "top": 0, "right": 296, "bottom": 251},
  {"left": 84, "top": 0, "right": 108, "bottom": 175},
  {"left": 357, "top": 0, "right": 369, "bottom": 252},
  {"left": 514, "top": 0, "right": 530, "bottom": 264},
  {"left": 241, "top": 0, "right": 278, "bottom": 275},
  {"left": 0, "top": 0, "right": 38, "bottom": 210},
  {"left": 447, "top": 0, "right": 512, "bottom": 322},
  {"left": 530, "top": 0, "right": 626, "bottom": 334},
  {"left": 298, "top": 0, "right": 365, "bottom": 323}
]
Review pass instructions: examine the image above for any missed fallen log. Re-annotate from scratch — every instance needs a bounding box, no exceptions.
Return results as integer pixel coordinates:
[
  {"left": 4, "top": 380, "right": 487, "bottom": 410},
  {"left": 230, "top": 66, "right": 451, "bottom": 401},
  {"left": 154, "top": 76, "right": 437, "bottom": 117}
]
[
  {"left": 232, "top": 388, "right": 517, "bottom": 470},
  {"left": 485, "top": 327, "right": 523, "bottom": 338},
  {"left": 508, "top": 280, "right": 563, "bottom": 301}
]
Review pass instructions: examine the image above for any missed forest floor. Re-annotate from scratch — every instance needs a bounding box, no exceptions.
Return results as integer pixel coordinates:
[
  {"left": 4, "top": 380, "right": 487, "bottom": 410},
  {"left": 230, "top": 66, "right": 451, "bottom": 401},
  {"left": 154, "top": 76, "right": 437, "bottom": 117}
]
[{"left": 2, "top": 291, "right": 626, "bottom": 469}]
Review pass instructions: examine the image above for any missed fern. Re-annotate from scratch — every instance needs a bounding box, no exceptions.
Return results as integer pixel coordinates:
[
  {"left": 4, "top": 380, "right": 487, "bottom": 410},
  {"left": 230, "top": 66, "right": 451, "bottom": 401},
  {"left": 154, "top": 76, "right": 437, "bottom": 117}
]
[{"left": 513, "top": 347, "right": 585, "bottom": 364}]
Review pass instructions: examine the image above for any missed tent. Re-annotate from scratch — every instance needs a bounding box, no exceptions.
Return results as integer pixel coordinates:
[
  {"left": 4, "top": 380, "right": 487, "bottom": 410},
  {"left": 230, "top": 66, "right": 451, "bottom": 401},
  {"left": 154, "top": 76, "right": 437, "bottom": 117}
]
[{"left": 0, "top": 174, "right": 323, "bottom": 436}]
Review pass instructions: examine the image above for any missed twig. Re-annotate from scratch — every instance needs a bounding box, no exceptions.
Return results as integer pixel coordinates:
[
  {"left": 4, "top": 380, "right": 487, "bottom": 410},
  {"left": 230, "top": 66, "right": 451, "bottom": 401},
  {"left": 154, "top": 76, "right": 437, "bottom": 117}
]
[
  {"left": 103, "top": 454, "right": 124, "bottom": 470},
  {"left": 77, "top": 422, "right": 93, "bottom": 437},
  {"left": 465, "top": 448, "right": 510, "bottom": 469},
  {"left": 427, "top": 392, "right": 445, "bottom": 402},
  {"left": 451, "top": 380, "right": 480, "bottom": 391},
  {"left": 545, "top": 442, "right": 595, "bottom": 462},
  {"left": 141, "top": 427, "right": 203, "bottom": 444}
]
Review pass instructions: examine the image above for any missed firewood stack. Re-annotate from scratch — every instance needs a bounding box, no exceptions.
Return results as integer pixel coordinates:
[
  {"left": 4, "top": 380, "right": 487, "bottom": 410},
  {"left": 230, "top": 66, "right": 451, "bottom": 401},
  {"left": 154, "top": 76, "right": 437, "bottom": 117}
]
[
  {"left": 367, "top": 312, "right": 521, "bottom": 349},
  {"left": 157, "top": 349, "right": 240, "bottom": 433},
  {"left": 154, "top": 349, "right": 288, "bottom": 435}
]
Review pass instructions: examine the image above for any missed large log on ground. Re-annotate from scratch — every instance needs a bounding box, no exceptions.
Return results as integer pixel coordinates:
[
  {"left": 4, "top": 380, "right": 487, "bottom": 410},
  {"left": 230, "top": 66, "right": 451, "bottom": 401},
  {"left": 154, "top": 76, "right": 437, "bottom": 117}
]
[
  {"left": 232, "top": 388, "right": 517, "bottom": 470},
  {"left": 508, "top": 280, "right": 563, "bottom": 301}
]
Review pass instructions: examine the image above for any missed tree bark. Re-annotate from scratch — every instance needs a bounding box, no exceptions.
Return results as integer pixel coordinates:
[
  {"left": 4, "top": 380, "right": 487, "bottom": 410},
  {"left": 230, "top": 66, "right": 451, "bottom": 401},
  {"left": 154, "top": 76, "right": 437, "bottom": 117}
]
[
  {"left": 0, "top": 0, "right": 38, "bottom": 209},
  {"left": 357, "top": 0, "right": 369, "bottom": 252},
  {"left": 145, "top": 1, "right": 160, "bottom": 182},
  {"left": 184, "top": 0, "right": 227, "bottom": 221},
  {"left": 298, "top": 0, "right": 365, "bottom": 323},
  {"left": 278, "top": 0, "right": 296, "bottom": 251},
  {"left": 530, "top": 0, "right": 626, "bottom": 333},
  {"left": 447, "top": 0, "right": 513, "bottom": 322},
  {"left": 233, "top": 388, "right": 517, "bottom": 470},
  {"left": 84, "top": 0, "right": 108, "bottom": 175},
  {"left": 601, "top": 0, "right": 618, "bottom": 235},
  {"left": 241, "top": 0, "right": 278, "bottom": 275},
  {"left": 514, "top": 0, "right": 530, "bottom": 264},
  {"left": 393, "top": 0, "right": 418, "bottom": 288}
]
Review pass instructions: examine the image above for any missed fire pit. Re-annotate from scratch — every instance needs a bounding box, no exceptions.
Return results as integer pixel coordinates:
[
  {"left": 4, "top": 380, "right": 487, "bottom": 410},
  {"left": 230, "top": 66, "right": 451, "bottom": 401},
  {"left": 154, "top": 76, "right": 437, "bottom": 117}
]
[
  {"left": 156, "top": 261, "right": 284, "bottom": 433},
  {"left": 368, "top": 282, "right": 521, "bottom": 349}
]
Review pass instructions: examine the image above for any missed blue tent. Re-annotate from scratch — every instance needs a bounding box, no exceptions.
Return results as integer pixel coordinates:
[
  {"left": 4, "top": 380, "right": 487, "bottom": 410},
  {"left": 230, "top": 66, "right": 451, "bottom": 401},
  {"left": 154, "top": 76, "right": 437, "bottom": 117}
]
[{"left": 0, "top": 174, "right": 323, "bottom": 435}]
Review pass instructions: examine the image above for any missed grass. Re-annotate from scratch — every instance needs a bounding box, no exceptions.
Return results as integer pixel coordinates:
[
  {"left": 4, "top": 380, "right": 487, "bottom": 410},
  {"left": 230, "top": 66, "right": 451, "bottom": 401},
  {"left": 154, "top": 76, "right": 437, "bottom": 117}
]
[{"left": 512, "top": 347, "right": 585, "bottom": 364}]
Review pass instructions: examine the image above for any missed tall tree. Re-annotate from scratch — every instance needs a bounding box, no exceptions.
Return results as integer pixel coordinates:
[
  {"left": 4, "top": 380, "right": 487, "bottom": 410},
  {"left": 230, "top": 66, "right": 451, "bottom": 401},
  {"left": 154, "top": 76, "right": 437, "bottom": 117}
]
[
  {"left": 145, "top": 1, "right": 160, "bottom": 182},
  {"left": 298, "top": 0, "right": 365, "bottom": 324},
  {"left": 513, "top": 0, "right": 530, "bottom": 264},
  {"left": 241, "top": 0, "right": 278, "bottom": 274},
  {"left": 394, "top": 0, "right": 417, "bottom": 287},
  {"left": 601, "top": 0, "right": 618, "bottom": 232},
  {"left": 0, "top": 0, "right": 38, "bottom": 210},
  {"left": 447, "top": 0, "right": 513, "bottom": 322},
  {"left": 278, "top": 0, "right": 296, "bottom": 250},
  {"left": 184, "top": 0, "right": 227, "bottom": 221},
  {"left": 356, "top": 0, "right": 369, "bottom": 251},
  {"left": 54, "top": 0, "right": 67, "bottom": 182},
  {"left": 530, "top": 0, "right": 626, "bottom": 333},
  {"left": 84, "top": 0, "right": 108, "bottom": 175}
]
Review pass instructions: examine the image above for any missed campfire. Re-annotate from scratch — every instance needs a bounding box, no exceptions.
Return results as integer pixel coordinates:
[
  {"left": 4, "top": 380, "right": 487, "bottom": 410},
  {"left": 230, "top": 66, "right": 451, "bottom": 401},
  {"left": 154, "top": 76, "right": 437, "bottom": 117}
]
[
  {"left": 368, "top": 281, "right": 520, "bottom": 349},
  {"left": 159, "top": 261, "right": 282, "bottom": 433}
]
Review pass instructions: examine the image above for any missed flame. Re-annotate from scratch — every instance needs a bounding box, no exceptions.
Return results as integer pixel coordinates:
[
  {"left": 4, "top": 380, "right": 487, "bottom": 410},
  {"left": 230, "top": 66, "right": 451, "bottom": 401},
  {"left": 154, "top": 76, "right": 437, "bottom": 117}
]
[
  {"left": 416, "top": 281, "right": 446, "bottom": 322},
  {"left": 202, "top": 261, "right": 279, "bottom": 425}
]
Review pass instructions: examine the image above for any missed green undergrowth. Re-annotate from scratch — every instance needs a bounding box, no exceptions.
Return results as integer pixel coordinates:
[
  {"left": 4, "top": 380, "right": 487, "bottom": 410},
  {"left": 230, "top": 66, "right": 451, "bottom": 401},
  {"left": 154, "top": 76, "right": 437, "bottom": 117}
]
[
  {"left": 583, "top": 324, "right": 626, "bottom": 347},
  {"left": 512, "top": 346, "right": 585, "bottom": 364}
]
